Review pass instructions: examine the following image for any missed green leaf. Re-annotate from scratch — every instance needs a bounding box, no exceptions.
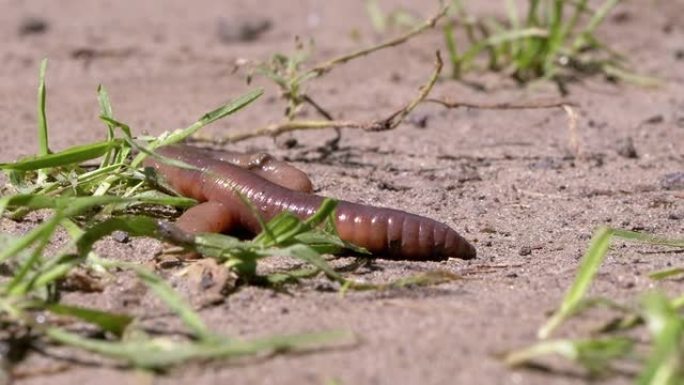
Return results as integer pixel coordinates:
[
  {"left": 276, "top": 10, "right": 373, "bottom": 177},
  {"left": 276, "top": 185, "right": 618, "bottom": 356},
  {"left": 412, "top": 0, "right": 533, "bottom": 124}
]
[
  {"left": 0, "top": 139, "right": 125, "bottom": 171},
  {"left": 638, "top": 292, "right": 684, "bottom": 385},
  {"left": 538, "top": 226, "right": 614, "bottom": 339},
  {"left": 37, "top": 58, "right": 50, "bottom": 156},
  {"left": 46, "top": 303, "right": 133, "bottom": 337},
  {"left": 46, "top": 327, "right": 353, "bottom": 369},
  {"left": 505, "top": 337, "right": 633, "bottom": 375}
]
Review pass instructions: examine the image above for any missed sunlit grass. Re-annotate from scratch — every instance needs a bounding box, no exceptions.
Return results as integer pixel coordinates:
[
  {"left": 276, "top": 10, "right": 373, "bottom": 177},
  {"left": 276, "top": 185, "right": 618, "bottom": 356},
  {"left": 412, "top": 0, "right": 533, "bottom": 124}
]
[
  {"left": 2, "top": 61, "right": 441, "bottom": 372},
  {"left": 506, "top": 227, "right": 684, "bottom": 383},
  {"left": 442, "top": 0, "right": 657, "bottom": 87}
]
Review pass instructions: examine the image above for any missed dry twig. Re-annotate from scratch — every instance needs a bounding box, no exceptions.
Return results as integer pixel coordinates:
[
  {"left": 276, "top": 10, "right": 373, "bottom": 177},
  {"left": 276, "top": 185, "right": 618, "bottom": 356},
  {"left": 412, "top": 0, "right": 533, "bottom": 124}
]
[
  {"left": 425, "top": 98, "right": 576, "bottom": 110},
  {"left": 193, "top": 52, "right": 444, "bottom": 145},
  {"left": 304, "top": 3, "right": 449, "bottom": 78}
]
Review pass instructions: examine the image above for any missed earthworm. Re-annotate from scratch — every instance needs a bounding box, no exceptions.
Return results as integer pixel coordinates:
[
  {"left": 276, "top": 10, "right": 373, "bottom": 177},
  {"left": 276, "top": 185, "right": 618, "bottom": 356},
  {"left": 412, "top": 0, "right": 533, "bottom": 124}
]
[
  {"left": 144, "top": 145, "right": 476, "bottom": 260},
  {"left": 179, "top": 145, "right": 313, "bottom": 193}
]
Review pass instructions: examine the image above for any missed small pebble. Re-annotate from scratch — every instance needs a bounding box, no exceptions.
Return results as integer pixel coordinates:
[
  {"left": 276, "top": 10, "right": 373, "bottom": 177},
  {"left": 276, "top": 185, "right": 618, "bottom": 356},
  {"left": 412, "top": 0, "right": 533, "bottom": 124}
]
[
  {"left": 528, "top": 157, "right": 564, "bottom": 170},
  {"left": 668, "top": 212, "right": 683, "bottom": 220},
  {"left": 19, "top": 17, "right": 49, "bottom": 36},
  {"left": 675, "top": 49, "right": 684, "bottom": 61},
  {"left": 112, "top": 231, "right": 130, "bottom": 243},
  {"left": 616, "top": 137, "right": 638, "bottom": 159},
  {"left": 408, "top": 114, "right": 429, "bottom": 129},
  {"left": 518, "top": 246, "right": 532, "bottom": 256},
  {"left": 660, "top": 172, "right": 684, "bottom": 190},
  {"left": 643, "top": 115, "right": 664, "bottom": 124}
]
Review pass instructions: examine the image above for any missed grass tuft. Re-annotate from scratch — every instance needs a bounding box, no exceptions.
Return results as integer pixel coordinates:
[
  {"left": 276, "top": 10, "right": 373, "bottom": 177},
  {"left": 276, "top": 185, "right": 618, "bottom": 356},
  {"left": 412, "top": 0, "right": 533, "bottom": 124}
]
[{"left": 442, "top": 0, "right": 655, "bottom": 87}]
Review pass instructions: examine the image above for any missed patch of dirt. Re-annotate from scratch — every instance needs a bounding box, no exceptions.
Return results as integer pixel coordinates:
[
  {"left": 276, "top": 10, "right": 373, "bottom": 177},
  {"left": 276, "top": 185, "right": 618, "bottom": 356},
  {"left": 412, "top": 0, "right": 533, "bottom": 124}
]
[{"left": 1, "top": 0, "right": 683, "bottom": 384}]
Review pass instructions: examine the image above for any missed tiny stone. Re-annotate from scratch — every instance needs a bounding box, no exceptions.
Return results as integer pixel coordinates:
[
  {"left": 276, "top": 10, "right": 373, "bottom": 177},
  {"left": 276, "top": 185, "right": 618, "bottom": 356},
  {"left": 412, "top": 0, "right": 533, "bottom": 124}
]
[
  {"left": 643, "top": 115, "right": 664, "bottom": 124},
  {"left": 660, "top": 172, "right": 684, "bottom": 190},
  {"left": 280, "top": 137, "right": 298, "bottom": 149},
  {"left": 112, "top": 231, "right": 130, "bottom": 243},
  {"left": 668, "top": 212, "right": 683, "bottom": 220},
  {"left": 616, "top": 137, "right": 638, "bottom": 159},
  {"left": 518, "top": 246, "right": 532, "bottom": 256},
  {"left": 19, "top": 17, "right": 49, "bottom": 36},
  {"left": 408, "top": 114, "right": 429, "bottom": 129},
  {"left": 675, "top": 49, "right": 684, "bottom": 61},
  {"left": 216, "top": 17, "right": 272, "bottom": 43}
]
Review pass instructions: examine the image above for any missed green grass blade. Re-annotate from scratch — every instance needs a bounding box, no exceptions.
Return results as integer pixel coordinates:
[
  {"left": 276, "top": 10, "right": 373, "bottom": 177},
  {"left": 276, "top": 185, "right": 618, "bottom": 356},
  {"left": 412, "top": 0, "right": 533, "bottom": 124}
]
[
  {"left": 637, "top": 292, "right": 684, "bottom": 385},
  {"left": 303, "top": 198, "right": 338, "bottom": 228},
  {"left": 46, "top": 303, "right": 133, "bottom": 337},
  {"left": 610, "top": 229, "right": 684, "bottom": 248},
  {"left": 538, "top": 226, "right": 613, "bottom": 339},
  {"left": 36, "top": 59, "right": 50, "bottom": 156},
  {"left": 101, "top": 260, "right": 213, "bottom": 341},
  {"left": 442, "top": 21, "right": 461, "bottom": 79},
  {"left": 365, "top": 0, "right": 387, "bottom": 33},
  {"left": 0, "top": 139, "right": 125, "bottom": 171},
  {"left": 46, "top": 327, "right": 352, "bottom": 369},
  {"left": 505, "top": 337, "right": 633, "bottom": 374},
  {"left": 130, "top": 88, "right": 263, "bottom": 168},
  {"left": 649, "top": 268, "right": 684, "bottom": 281}
]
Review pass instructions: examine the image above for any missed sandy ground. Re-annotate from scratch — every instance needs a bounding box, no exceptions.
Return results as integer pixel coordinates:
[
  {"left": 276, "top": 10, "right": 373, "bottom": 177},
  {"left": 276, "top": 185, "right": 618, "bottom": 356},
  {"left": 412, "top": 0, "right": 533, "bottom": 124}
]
[{"left": 1, "top": 0, "right": 683, "bottom": 384}]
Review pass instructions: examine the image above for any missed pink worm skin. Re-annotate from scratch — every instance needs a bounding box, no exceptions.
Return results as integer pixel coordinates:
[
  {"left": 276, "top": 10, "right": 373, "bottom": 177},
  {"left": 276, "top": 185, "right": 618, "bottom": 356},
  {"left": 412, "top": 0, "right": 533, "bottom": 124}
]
[{"left": 144, "top": 145, "right": 476, "bottom": 260}]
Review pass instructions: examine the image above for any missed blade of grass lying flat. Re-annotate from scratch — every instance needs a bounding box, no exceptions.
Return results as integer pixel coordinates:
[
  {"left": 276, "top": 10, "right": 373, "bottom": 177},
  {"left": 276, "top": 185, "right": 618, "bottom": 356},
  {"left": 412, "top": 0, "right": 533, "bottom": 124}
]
[
  {"left": 602, "top": 64, "right": 662, "bottom": 88},
  {"left": 610, "top": 229, "right": 684, "bottom": 248},
  {"left": 505, "top": 336, "right": 634, "bottom": 375},
  {"left": 538, "top": 226, "right": 614, "bottom": 339},
  {"left": 267, "top": 243, "right": 344, "bottom": 282},
  {"left": 0, "top": 139, "right": 126, "bottom": 171},
  {"left": 45, "top": 327, "right": 353, "bottom": 369},
  {"left": 0, "top": 194, "right": 59, "bottom": 217},
  {"left": 649, "top": 268, "right": 684, "bottom": 281},
  {"left": 45, "top": 303, "right": 133, "bottom": 337},
  {"left": 74, "top": 216, "right": 160, "bottom": 257},
  {"left": 637, "top": 292, "right": 684, "bottom": 385}
]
